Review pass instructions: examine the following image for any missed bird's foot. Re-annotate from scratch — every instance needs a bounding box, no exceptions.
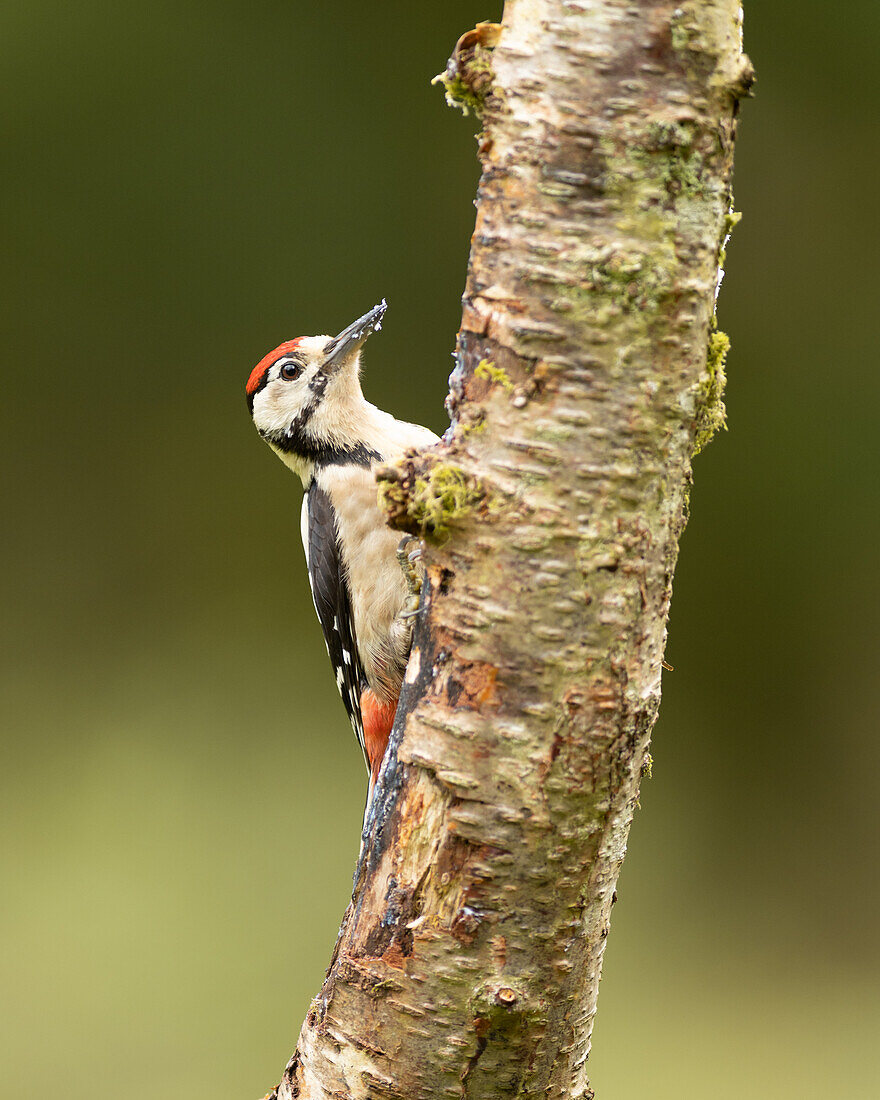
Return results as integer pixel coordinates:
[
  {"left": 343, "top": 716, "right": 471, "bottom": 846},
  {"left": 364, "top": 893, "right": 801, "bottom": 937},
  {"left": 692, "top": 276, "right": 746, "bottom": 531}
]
[{"left": 396, "top": 536, "right": 423, "bottom": 620}]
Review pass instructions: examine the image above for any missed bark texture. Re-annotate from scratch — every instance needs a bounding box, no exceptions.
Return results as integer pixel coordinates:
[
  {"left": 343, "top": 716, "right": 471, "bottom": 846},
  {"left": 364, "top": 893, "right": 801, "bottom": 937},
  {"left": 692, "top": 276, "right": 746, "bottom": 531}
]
[{"left": 268, "top": 2, "right": 750, "bottom": 1096}]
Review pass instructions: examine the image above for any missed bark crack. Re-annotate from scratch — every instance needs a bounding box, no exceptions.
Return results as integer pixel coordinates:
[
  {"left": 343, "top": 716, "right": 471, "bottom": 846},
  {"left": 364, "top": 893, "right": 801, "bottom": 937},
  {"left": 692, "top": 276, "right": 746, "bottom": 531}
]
[{"left": 459, "top": 1024, "right": 489, "bottom": 1100}]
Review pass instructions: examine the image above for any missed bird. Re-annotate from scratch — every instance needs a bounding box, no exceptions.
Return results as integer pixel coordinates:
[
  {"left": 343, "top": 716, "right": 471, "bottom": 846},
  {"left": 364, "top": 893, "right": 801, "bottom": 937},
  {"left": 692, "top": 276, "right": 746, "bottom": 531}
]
[{"left": 245, "top": 300, "right": 439, "bottom": 797}]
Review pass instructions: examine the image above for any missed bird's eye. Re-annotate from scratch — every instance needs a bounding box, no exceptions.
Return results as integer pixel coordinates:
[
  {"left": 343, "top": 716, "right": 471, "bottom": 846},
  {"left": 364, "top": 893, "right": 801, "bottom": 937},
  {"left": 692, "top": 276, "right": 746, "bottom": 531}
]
[{"left": 279, "top": 360, "right": 302, "bottom": 381}]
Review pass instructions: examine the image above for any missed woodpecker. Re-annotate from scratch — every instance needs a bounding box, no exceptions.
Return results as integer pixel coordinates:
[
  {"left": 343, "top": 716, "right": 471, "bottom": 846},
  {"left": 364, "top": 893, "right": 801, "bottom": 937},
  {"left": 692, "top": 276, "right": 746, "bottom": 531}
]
[{"left": 246, "top": 301, "right": 438, "bottom": 792}]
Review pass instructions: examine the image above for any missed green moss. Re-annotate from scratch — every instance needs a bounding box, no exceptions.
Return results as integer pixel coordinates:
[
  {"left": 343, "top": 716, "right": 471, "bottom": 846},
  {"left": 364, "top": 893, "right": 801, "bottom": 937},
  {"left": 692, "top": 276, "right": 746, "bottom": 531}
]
[
  {"left": 474, "top": 359, "right": 514, "bottom": 392},
  {"left": 669, "top": 4, "right": 718, "bottom": 59},
  {"left": 553, "top": 120, "right": 721, "bottom": 332},
  {"left": 632, "top": 121, "right": 712, "bottom": 200},
  {"left": 599, "top": 120, "right": 719, "bottom": 248},
  {"left": 432, "top": 24, "right": 500, "bottom": 119},
  {"left": 553, "top": 132, "right": 688, "bottom": 324},
  {"left": 543, "top": 252, "right": 670, "bottom": 323},
  {"left": 378, "top": 461, "right": 486, "bottom": 540},
  {"left": 692, "top": 330, "right": 730, "bottom": 455},
  {"left": 431, "top": 70, "right": 485, "bottom": 116},
  {"left": 670, "top": 8, "right": 697, "bottom": 53},
  {"left": 596, "top": 255, "right": 668, "bottom": 313},
  {"left": 411, "top": 464, "right": 484, "bottom": 537},
  {"left": 718, "top": 210, "right": 742, "bottom": 269},
  {"left": 458, "top": 417, "right": 487, "bottom": 437},
  {"left": 724, "top": 210, "right": 743, "bottom": 235},
  {"left": 671, "top": 150, "right": 708, "bottom": 198},
  {"left": 431, "top": 44, "right": 495, "bottom": 118}
]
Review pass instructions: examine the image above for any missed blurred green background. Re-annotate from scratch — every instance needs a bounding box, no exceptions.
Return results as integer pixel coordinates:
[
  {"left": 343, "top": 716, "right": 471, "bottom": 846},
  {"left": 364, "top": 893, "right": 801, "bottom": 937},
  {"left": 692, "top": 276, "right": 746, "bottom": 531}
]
[{"left": 2, "top": 2, "right": 878, "bottom": 1096}]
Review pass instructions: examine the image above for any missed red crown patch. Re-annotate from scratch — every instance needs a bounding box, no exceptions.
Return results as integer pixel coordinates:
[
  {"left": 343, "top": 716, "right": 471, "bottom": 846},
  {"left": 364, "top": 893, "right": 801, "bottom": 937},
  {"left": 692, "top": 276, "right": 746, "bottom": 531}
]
[{"left": 246, "top": 338, "right": 304, "bottom": 396}]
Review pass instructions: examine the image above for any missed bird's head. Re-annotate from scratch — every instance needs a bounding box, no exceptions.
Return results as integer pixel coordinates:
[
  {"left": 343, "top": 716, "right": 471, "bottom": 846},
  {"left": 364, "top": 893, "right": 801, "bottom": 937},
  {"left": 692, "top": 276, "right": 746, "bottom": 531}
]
[{"left": 246, "top": 300, "right": 387, "bottom": 477}]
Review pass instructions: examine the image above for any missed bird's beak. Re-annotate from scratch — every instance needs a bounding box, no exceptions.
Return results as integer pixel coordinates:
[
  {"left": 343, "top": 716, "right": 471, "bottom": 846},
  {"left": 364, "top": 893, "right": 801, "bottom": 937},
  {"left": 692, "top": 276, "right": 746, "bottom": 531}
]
[{"left": 322, "top": 300, "right": 387, "bottom": 373}]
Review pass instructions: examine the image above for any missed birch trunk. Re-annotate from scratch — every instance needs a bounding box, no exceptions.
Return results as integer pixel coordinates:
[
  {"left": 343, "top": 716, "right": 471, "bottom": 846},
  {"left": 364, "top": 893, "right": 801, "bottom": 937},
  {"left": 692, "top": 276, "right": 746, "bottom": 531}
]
[{"left": 267, "top": 2, "right": 751, "bottom": 1096}]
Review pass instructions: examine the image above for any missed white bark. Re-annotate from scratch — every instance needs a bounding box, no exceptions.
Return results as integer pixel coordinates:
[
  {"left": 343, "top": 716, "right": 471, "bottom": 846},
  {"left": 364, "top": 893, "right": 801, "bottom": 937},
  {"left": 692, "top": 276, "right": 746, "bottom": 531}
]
[{"left": 265, "top": 3, "right": 750, "bottom": 1096}]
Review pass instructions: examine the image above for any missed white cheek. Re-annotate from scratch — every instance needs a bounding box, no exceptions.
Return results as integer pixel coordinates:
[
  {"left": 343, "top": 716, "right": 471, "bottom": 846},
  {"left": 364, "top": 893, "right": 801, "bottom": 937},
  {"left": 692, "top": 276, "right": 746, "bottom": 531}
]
[{"left": 252, "top": 379, "right": 310, "bottom": 434}]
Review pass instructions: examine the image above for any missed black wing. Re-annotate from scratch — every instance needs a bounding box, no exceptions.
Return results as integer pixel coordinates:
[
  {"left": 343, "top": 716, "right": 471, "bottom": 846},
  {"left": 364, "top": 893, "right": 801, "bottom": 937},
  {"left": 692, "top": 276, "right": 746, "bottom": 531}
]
[{"left": 304, "top": 483, "right": 368, "bottom": 764}]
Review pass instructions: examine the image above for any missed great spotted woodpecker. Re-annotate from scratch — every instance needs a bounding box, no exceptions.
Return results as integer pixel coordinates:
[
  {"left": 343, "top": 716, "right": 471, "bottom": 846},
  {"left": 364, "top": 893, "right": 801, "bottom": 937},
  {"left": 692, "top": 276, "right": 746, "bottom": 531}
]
[{"left": 246, "top": 301, "right": 438, "bottom": 791}]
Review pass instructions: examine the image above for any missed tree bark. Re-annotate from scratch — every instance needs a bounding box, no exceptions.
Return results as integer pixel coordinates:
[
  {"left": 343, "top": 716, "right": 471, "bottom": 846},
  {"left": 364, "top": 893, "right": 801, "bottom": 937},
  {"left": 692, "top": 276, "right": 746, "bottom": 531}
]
[{"left": 267, "top": 2, "right": 750, "bottom": 1096}]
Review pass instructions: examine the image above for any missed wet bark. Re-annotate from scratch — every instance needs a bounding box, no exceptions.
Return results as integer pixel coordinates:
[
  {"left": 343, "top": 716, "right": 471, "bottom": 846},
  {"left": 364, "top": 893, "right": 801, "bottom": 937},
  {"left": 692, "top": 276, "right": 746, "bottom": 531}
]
[{"left": 266, "top": 2, "right": 750, "bottom": 1097}]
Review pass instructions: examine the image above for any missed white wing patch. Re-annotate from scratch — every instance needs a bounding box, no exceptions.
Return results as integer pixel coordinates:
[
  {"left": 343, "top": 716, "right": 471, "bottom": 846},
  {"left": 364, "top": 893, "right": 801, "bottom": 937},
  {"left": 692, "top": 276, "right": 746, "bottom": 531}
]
[{"left": 300, "top": 494, "right": 310, "bottom": 565}]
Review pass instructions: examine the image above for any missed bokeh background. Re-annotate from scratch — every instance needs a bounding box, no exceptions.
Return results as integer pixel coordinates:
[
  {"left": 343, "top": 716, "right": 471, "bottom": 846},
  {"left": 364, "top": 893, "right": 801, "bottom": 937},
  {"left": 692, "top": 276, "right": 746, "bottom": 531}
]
[{"left": 3, "top": 2, "right": 878, "bottom": 1096}]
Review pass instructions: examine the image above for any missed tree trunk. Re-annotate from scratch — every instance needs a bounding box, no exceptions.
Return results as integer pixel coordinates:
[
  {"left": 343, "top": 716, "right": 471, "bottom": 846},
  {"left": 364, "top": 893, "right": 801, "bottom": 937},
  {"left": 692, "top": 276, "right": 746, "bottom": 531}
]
[{"left": 267, "top": 2, "right": 751, "bottom": 1096}]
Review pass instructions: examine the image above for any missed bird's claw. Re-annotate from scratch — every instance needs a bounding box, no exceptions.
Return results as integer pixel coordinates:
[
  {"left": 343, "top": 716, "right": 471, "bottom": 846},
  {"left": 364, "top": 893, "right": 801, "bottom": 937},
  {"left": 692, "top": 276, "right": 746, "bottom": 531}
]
[{"left": 397, "top": 536, "right": 423, "bottom": 600}]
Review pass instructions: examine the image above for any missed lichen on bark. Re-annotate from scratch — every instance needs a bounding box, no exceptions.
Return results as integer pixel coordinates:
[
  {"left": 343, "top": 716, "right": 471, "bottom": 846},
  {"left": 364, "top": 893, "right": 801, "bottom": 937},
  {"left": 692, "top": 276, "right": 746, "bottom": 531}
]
[{"left": 267, "top": 3, "right": 750, "bottom": 1097}]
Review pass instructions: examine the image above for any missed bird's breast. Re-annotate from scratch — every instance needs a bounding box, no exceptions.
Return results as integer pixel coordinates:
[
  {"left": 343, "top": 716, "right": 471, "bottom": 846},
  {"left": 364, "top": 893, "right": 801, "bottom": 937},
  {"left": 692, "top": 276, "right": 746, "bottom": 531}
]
[{"left": 318, "top": 464, "right": 408, "bottom": 695}]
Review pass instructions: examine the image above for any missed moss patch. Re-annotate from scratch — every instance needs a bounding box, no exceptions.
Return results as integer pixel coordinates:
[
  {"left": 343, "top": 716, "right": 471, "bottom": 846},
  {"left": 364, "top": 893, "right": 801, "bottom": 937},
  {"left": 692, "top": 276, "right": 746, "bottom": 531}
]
[
  {"left": 474, "top": 359, "right": 514, "bottom": 392},
  {"left": 724, "top": 210, "right": 743, "bottom": 235},
  {"left": 692, "top": 329, "right": 730, "bottom": 455},
  {"left": 670, "top": 6, "right": 698, "bottom": 53},
  {"left": 378, "top": 459, "right": 486, "bottom": 540},
  {"left": 717, "top": 209, "right": 742, "bottom": 271},
  {"left": 628, "top": 121, "right": 714, "bottom": 202},
  {"left": 432, "top": 22, "right": 501, "bottom": 119},
  {"left": 432, "top": 70, "right": 487, "bottom": 116}
]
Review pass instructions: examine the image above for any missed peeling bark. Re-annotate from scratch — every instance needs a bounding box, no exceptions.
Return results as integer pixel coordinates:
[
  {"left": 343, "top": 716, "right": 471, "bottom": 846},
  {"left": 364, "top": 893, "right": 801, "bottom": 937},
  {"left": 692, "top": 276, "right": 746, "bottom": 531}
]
[{"left": 266, "top": 2, "right": 750, "bottom": 1097}]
